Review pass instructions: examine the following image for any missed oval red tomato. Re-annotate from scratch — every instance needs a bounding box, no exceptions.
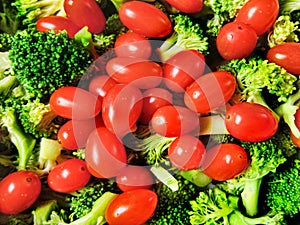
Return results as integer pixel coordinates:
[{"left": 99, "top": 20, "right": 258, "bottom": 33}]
[
  {"left": 151, "top": 105, "right": 200, "bottom": 137},
  {"left": 105, "top": 189, "right": 158, "bottom": 225},
  {"left": 201, "top": 143, "right": 249, "bottom": 181},
  {"left": 47, "top": 158, "right": 91, "bottom": 193},
  {"left": 119, "top": 1, "right": 172, "bottom": 38},
  {"left": 138, "top": 88, "right": 173, "bottom": 124},
  {"left": 168, "top": 135, "right": 206, "bottom": 171},
  {"left": 225, "top": 102, "right": 278, "bottom": 142},
  {"left": 184, "top": 71, "right": 236, "bottom": 114},
  {"left": 235, "top": 0, "right": 279, "bottom": 35},
  {"left": 0, "top": 171, "right": 41, "bottom": 214},
  {"left": 165, "top": 0, "right": 204, "bottom": 13},
  {"left": 49, "top": 86, "right": 102, "bottom": 120},
  {"left": 106, "top": 57, "right": 163, "bottom": 89},
  {"left": 88, "top": 75, "right": 117, "bottom": 99},
  {"left": 102, "top": 84, "right": 143, "bottom": 137},
  {"left": 85, "top": 127, "right": 127, "bottom": 178},
  {"left": 163, "top": 50, "right": 206, "bottom": 92},
  {"left": 114, "top": 32, "right": 152, "bottom": 59},
  {"left": 36, "top": 16, "right": 81, "bottom": 38},
  {"left": 216, "top": 21, "right": 257, "bottom": 60},
  {"left": 266, "top": 42, "right": 300, "bottom": 75},
  {"left": 64, "top": 0, "right": 106, "bottom": 34},
  {"left": 116, "top": 165, "right": 153, "bottom": 192}
]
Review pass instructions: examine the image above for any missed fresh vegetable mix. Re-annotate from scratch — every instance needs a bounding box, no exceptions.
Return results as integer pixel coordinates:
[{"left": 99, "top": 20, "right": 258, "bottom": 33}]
[{"left": 0, "top": 0, "right": 300, "bottom": 225}]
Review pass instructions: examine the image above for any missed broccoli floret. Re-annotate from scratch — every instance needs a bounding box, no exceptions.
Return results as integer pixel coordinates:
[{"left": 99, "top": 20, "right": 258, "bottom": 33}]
[
  {"left": 66, "top": 178, "right": 121, "bottom": 222},
  {"left": 0, "top": 0, "right": 22, "bottom": 34},
  {"left": 263, "top": 159, "right": 300, "bottom": 218},
  {"left": 0, "top": 33, "right": 14, "bottom": 51},
  {"left": 157, "top": 14, "right": 209, "bottom": 62},
  {"left": 189, "top": 187, "right": 286, "bottom": 225},
  {"left": 279, "top": 0, "right": 300, "bottom": 14},
  {"left": 202, "top": 0, "right": 249, "bottom": 37},
  {"left": 267, "top": 15, "right": 300, "bottom": 48},
  {"left": 9, "top": 28, "right": 93, "bottom": 98},
  {"left": 147, "top": 173, "right": 203, "bottom": 225},
  {"left": 12, "top": 0, "right": 66, "bottom": 25}
]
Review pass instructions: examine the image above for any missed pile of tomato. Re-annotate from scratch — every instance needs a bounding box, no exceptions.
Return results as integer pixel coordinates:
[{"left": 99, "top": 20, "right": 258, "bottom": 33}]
[{"left": 1, "top": 0, "right": 300, "bottom": 224}]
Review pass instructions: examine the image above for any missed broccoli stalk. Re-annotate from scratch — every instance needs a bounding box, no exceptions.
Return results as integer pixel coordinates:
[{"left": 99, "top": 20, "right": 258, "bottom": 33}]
[
  {"left": 279, "top": 0, "right": 300, "bottom": 14},
  {"left": 0, "top": 0, "right": 22, "bottom": 34},
  {"left": 189, "top": 187, "right": 286, "bottom": 225},
  {"left": 0, "top": 107, "right": 36, "bottom": 170},
  {"left": 157, "top": 14, "right": 209, "bottom": 62}
]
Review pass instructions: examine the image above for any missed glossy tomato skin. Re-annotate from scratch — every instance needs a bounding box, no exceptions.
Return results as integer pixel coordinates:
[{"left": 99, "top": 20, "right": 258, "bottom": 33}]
[
  {"left": 151, "top": 105, "right": 200, "bottom": 137},
  {"left": 0, "top": 171, "right": 41, "bottom": 214},
  {"left": 163, "top": 50, "right": 206, "bottom": 92},
  {"left": 49, "top": 86, "right": 102, "bottom": 120},
  {"left": 266, "top": 42, "right": 300, "bottom": 75},
  {"left": 168, "top": 135, "right": 206, "bottom": 171},
  {"left": 106, "top": 57, "right": 163, "bottom": 89},
  {"left": 116, "top": 166, "right": 153, "bottom": 192},
  {"left": 64, "top": 0, "right": 106, "bottom": 34},
  {"left": 88, "top": 75, "right": 117, "bottom": 99},
  {"left": 119, "top": 1, "right": 172, "bottom": 38},
  {"left": 184, "top": 71, "right": 236, "bottom": 114},
  {"left": 48, "top": 158, "right": 91, "bottom": 193},
  {"left": 201, "top": 143, "right": 249, "bottom": 181},
  {"left": 85, "top": 127, "right": 127, "bottom": 178},
  {"left": 225, "top": 102, "right": 278, "bottom": 142},
  {"left": 36, "top": 16, "right": 81, "bottom": 38},
  {"left": 235, "top": 0, "right": 279, "bottom": 35},
  {"left": 105, "top": 189, "right": 158, "bottom": 225},
  {"left": 216, "top": 21, "right": 257, "bottom": 60},
  {"left": 114, "top": 32, "right": 152, "bottom": 59},
  {"left": 165, "top": 0, "right": 203, "bottom": 13},
  {"left": 138, "top": 88, "right": 173, "bottom": 124},
  {"left": 57, "top": 116, "right": 101, "bottom": 150}
]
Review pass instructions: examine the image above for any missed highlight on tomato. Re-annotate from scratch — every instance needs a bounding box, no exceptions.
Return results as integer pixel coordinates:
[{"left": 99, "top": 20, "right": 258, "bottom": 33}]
[
  {"left": 0, "top": 171, "right": 41, "bottom": 215},
  {"left": 201, "top": 143, "right": 249, "bottom": 181},
  {"left": 119, "top": 1, "right": 172, "bottom": 38},
  {"left": 184, "top": 71, "right": 236, "bottom": 114},
  {"left": 105, "top": 189, "right": 158, "bottom": 225},
  {"left": 225, "top": 102, "right": 278, "bottom": 142},
  {"left": 85, "top": 127, "right": 127, "bottom": 178},
  {"left": 165, "top": 0, "right": 204, "bottom": 14},
  {"left": 88, "top": 75, "right": 117, "bottom": 99}
]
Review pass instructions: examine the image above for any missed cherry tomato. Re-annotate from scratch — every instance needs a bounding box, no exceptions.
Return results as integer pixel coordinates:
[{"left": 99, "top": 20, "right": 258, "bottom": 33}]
[
  {"left": 88, "top": 75, "right": 117, "bottom": 99},
  {"left": 36, "top": 16, "right": 81, "bottom": 38},
  {"left": 49, "top": 86, "right": 102, "bottom": 120},
  {"left": 184, "top": 71, "right": 236, "bottom": 114},
  {"left": 64, "top": 0, "right": 106, "bottom": 34},
  {"left": 48, "top": 158, "right": 91, "bottom": 193},
  {"left": 138, "top": 88, "right": 173, "bottom": 124},
  {"left": 116, "top": 165, "right": 153, "bottom": 192},
  {"left": 85, "top": 127, "right": 127, "bottom": 178},
  {"left": 119, "top": 1, "right": 172, "bottom": 38},
  {"left": 114, "top": 32, "right": 152, "bottom": 59},
  {"left": 266, "top": 42, "right": 300, "bottom": 75},
  {"left": 216, "top": 21, "right": 257, "bottom": 60},
  {"left": 151, "top": 105, "right": 200, "bottom": 137},
  {"left": 225, "top": 102, "right": 278, "bottom": 142},
  {"left": 168, "top": 135, "right": 206, "bottom": 171},
  {"left": 165, "top": 0, "right": 204, "bottom": 13},
  {"left": 201, "top": 143, "right": 249, "bottom": 181},
  {"left": 57, "top": 116, "right": 101, "bottom": 150},
  {"left": 102, "top": 84, "right": 143, "bottom": 137},
  {"left": 163, "top": 50, "right": 206, "bottom": 92},
  {"left": 106, "top": 57, "right": 163, "bottom": 89},
  {"left": 105, "top": 189, "right": 158, "bottom": 225},
  {"left": 0, "top": 171, "right": 41, "bottom": 214},
  {"left": 235, "top": 0, "right": 279, "bottom": 35}
]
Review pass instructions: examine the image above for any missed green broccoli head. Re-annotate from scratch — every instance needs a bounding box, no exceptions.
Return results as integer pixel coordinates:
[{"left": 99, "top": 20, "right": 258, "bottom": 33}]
[
  {"left": 9, "top": 28, "right": 93, "bottom": 98},
  {"left": 0, "top": 33, "right": 14, "bottom": 51}
]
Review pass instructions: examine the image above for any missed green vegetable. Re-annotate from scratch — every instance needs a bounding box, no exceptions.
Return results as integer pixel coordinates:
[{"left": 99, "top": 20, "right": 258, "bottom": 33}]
[
  {"left": 157, "top": 13, "right": 209, "bottom": 62},
  {"left": 0, "top": 33, "right": 14, "bottom": 51},
  {"left": 0, "top": 0, "right": 22, "bottom": 34}
]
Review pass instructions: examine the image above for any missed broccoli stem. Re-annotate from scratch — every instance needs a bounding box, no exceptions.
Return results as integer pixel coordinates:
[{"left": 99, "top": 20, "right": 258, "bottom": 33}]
[
  {"left": 2, "top": 108, "right": 36, "bottom": 170},
  {"left": 0, "top": 75, "right": 18, "bottom": 98},
  {"left": 230, "top": 210, "right": 285, "bottom": 225},
  {"left": 241, "top": 178, "right": 262, "bottom": 217}
]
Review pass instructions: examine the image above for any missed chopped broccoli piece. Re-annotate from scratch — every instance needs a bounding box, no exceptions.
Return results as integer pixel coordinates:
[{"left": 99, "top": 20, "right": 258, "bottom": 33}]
[
  {"left": 12, "top": 0, "right": 66, "bottom": 25},
  {"left": 0, "top": 33, "right": 14, "bottom": 51},
  {"left": 157, "top": 14, "right": 209, "bottom": 62},
  {"left": 279, "top": 0, "right": 300, "bottom": 14},
  {"left": 32, "top": 200, "right": 59, "bottom": 225},
  {"left": 0, "top": 0, "right": 22, "bottom": 34},
  {"left": 9, "top": 28, "right": 93, "bottom": 98}
]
